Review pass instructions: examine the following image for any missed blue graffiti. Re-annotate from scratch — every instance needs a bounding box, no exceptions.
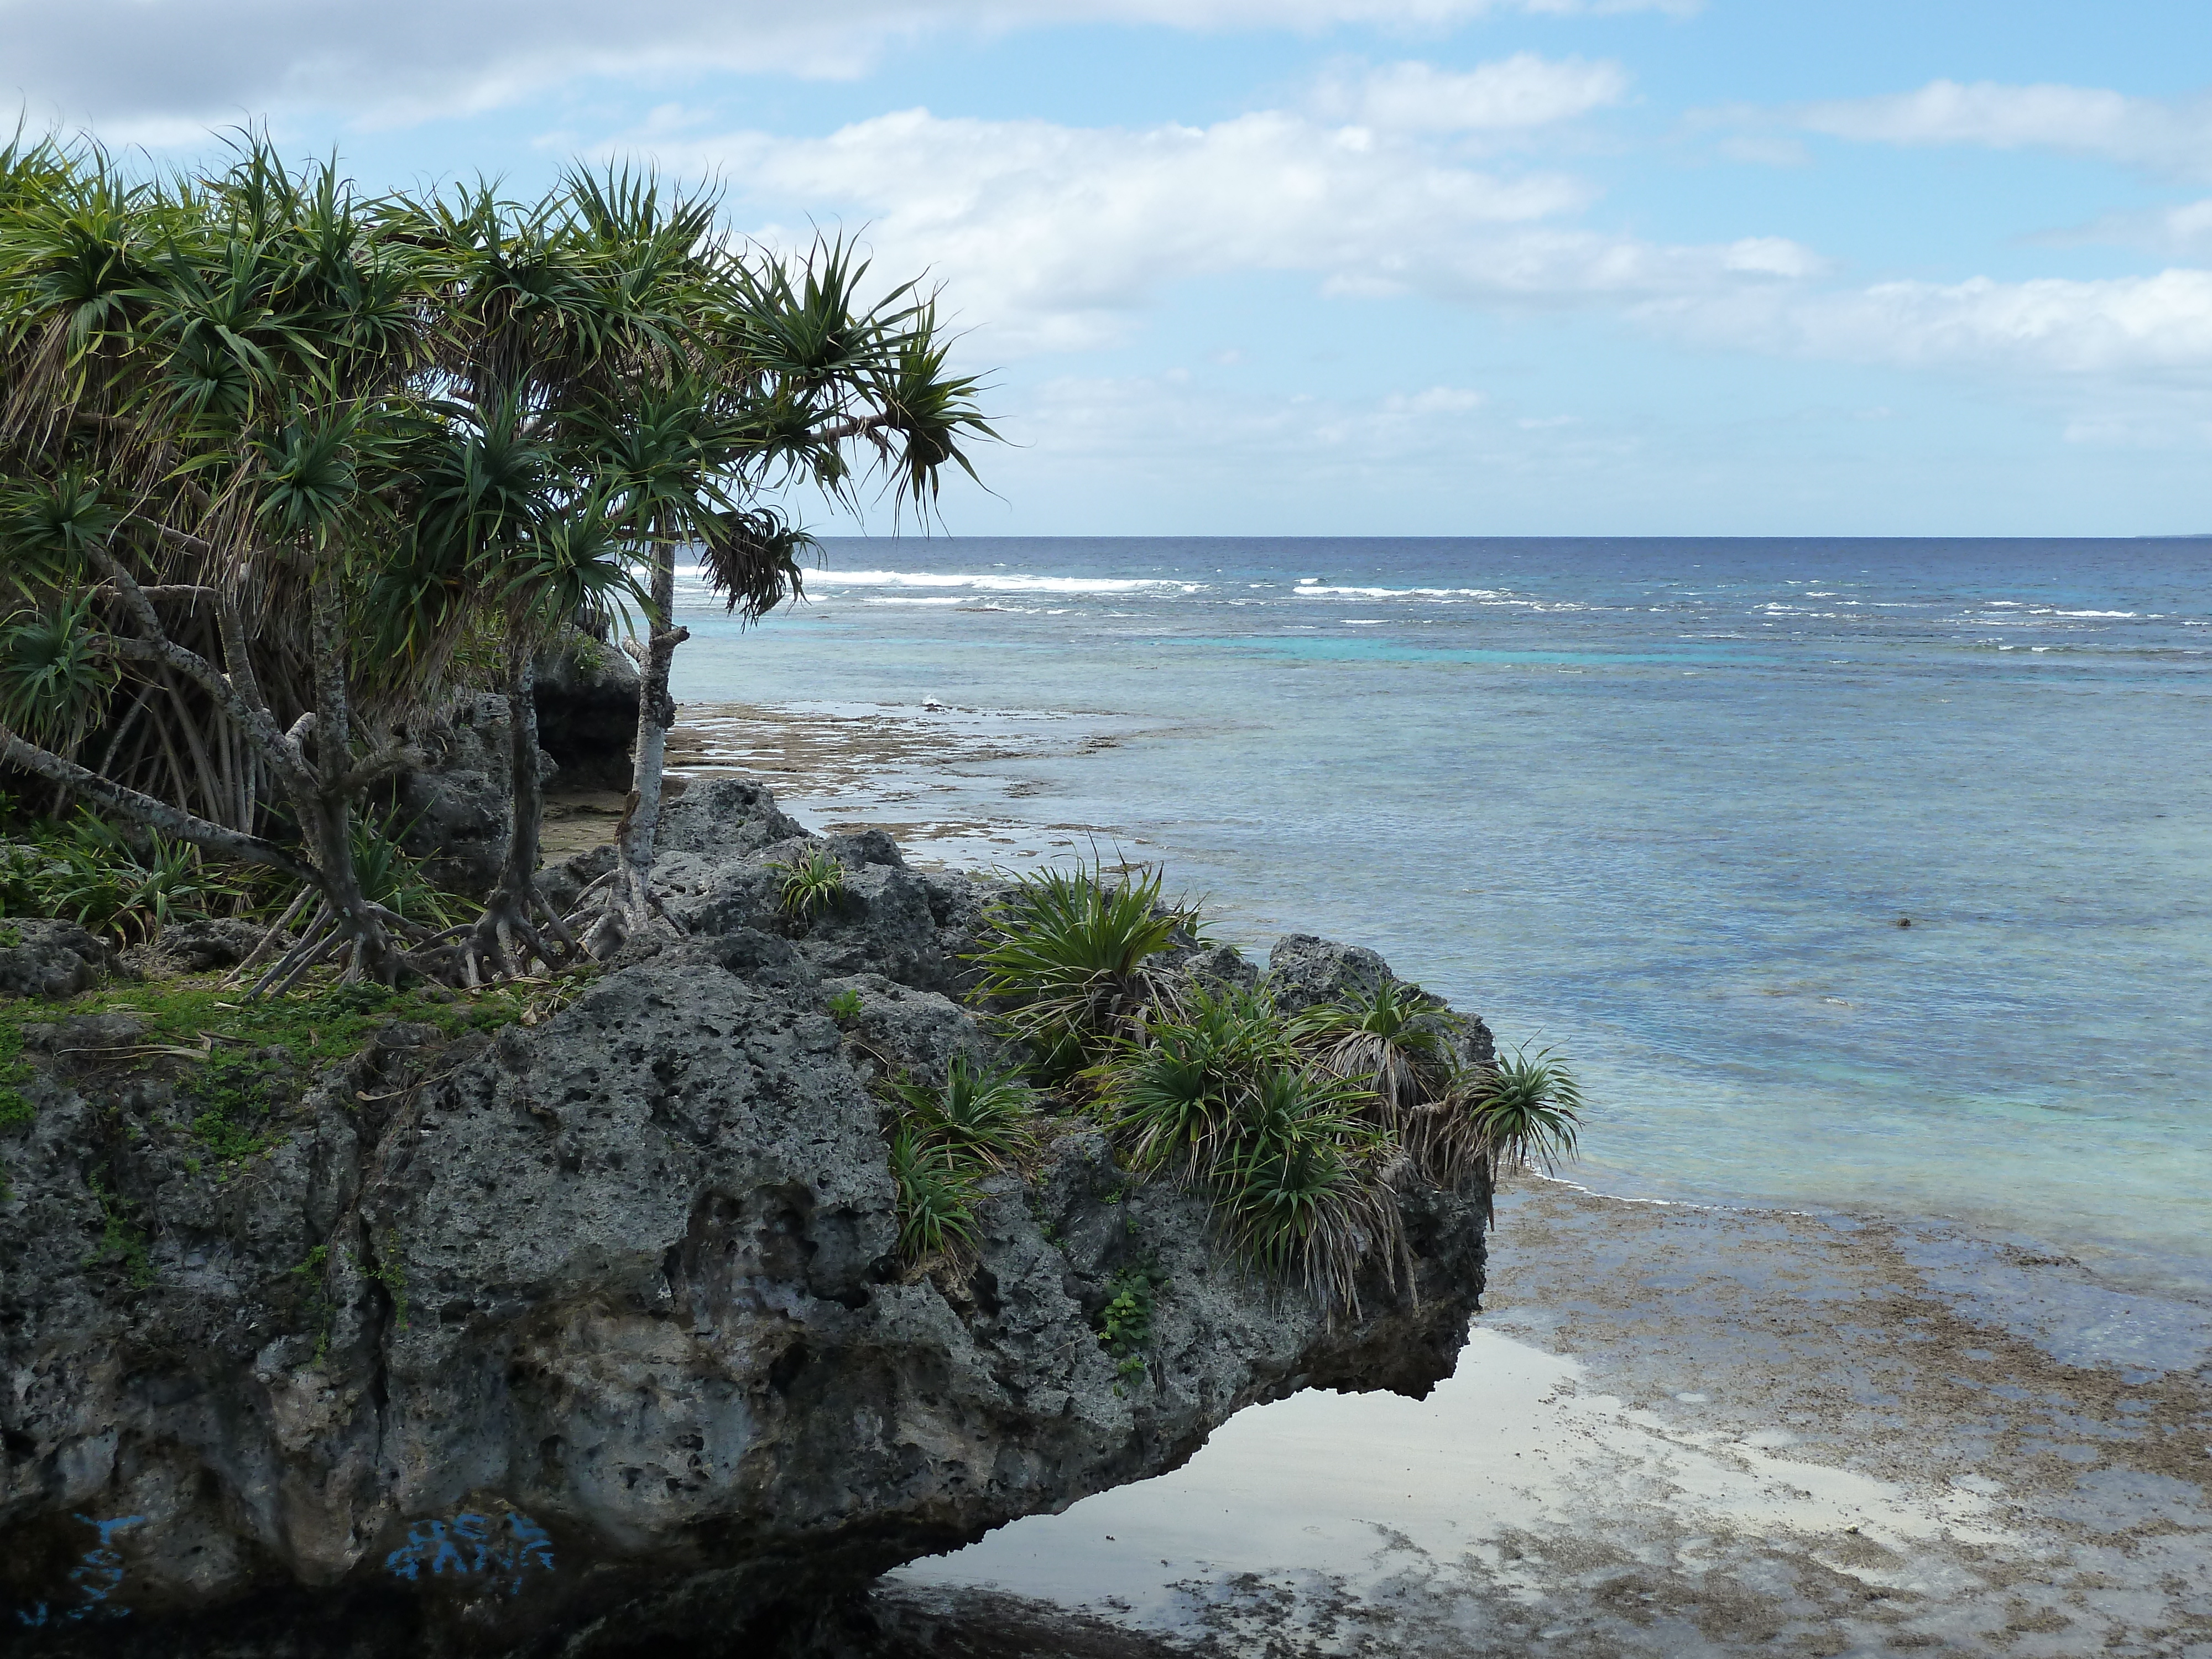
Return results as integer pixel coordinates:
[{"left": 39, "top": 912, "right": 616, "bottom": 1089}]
[
  {"left": 384, "top": 1510, "right": 555, "bottom": 1598},
  {"left": 11, "top": 1514, "right": 145, "bottom": 1627}
]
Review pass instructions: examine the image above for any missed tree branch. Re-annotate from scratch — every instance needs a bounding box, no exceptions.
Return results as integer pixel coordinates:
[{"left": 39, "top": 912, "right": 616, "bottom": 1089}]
[
  {"left": 0, "top": 725, "right": 321, "bottom": 887},
  {"left": 339, "top": 737, "right": 425, "bottom": 798}
]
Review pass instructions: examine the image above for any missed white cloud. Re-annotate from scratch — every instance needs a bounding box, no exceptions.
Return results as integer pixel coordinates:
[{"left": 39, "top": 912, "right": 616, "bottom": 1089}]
[
  {"left": 1645, "top": 269, "right": 2212, "bottom": 376},
  {"left": 2057, "top": 197, "right": 2212, "bottom": 257},
  {"left": 1313, "top": 55, "right": 1630, "bottom": 133},
  {"left": 1788, "top": 79, "right": 2212, "bottom": 181},
  {"left": 643, "top": 97, "right": 1815, "bottom": 353},
  {"left": 0, "top": 0, "right": 1697, "bottom": 133}
]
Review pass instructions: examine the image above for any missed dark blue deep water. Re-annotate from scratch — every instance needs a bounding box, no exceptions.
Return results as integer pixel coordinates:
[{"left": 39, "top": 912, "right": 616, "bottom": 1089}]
[{"left": 671, "top": 538, "right": 2212, "bottom": 1296}]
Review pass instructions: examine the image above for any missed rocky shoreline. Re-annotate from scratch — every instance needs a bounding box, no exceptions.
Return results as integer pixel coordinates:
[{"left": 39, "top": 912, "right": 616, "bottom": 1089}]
[{"left": 0, "top": 781, "right": 1493, "bottom": 1656}]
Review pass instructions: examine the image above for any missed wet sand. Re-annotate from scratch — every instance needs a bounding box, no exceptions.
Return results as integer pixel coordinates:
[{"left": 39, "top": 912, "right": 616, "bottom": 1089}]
[
  {"left": 881, "top": 1178, "right": 2211, "bottom": 1656},
  {"left": 663, "top": 697, "right": 2212, "bottom": 1655}
]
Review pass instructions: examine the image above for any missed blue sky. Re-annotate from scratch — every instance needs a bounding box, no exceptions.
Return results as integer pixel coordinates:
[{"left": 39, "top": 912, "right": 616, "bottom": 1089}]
[{"left": 10, "top": 0, "right": 2212, "bottom": 535}]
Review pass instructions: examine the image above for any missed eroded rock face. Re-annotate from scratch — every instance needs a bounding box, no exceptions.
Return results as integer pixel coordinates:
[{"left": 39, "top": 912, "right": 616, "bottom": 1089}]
[
  {"left": 0, "top": 919, "right": 113, "bottom": 1000},
  {"left": 530, "top": 634, "right": 641, "bottom": 794},
  {"left": 0, "top": 788, "right": 1490, "bottom": 1656},
  {"left": 394, "top": 694, "right": 559, "bottom": 898}
]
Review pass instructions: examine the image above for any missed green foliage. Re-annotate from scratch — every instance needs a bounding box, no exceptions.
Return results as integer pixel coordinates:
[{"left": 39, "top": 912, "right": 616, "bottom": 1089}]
[
  {"left": 886, "top": 1126, "right": 984, "bottom": 1266},
  {"left": 0, "top": 134, "right": 995, "bottom": 989},
  {"left": 289, "top": 1243, "right": 335, "bottom": 1365},
  {"left": 826, "top": 987, "right": 864, "bottom": 1024},
  {"left": 879, "top": 1052, "right": 1050, "bottom": 1268},
  {"left": 885, "top": 1055, "right": 1039, "bottom": 1171},
  {"left": 966, "top": 861, "right": 1194, "bottom": 1077},
  {"left": 0, "top": 1024, "right": 32, "bottom": 1129},
  {"left": 1092, "top": 982, "right": 1297, "bottom": 1178},
  {"left": 32, "top": 815, "right": 208, "bottom": 944},
  {"left": 348, "top": 810, "right": 461, "bottom": 928},
  {"left": 770, "top": 846, "right": 846, "bottom": 925},
  {"left": 1291, "top": 977, "right": 1463, "bottom": 1125},
  {"left": 1449, "top": 1045, "right": 1585, "bottom": 1177},
  {"left": 356, "top": 1230, "right": 410, "bottom": 1330},
  {"left": 1212, "top": 1067, "right": 1401, "bottom": 1314},
  {"left": 0, "top": 968, "right": 543, "bottom": 1182},
  {"left": 86, "top": 1175, "right": 153, "bottom": 1288},
  {"left": 0, "top": 590, "right": 118, "bottom": 747},
  {"left": 1088, "top": 979, "right": 1407, "bottom": 1315},
  {"left": 1097, "top": 1258, "right": 1165, "bottom": 1384}
]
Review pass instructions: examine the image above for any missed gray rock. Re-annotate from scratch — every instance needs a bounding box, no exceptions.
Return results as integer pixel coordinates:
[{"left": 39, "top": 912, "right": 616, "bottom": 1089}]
[
  {"left": 820, "top": 972, "right": 994, "bottom": 1084},
  {"left": 1157, "top": 940, "right": 1261, "bottom": 997},
  {"left": 0, "top": 917, "right": 112, "bottom": 999},
  {"left": 1266, "top": 932, "right": 1496, "bottom": 1071},
  {"left": 0, "top": 917, "right": 1487, "bottom": 1656},
  {"left": 531, "top": 630, "right": 641, "bottom": 792},
  {"left": 155, "top": 915, "right": 267, "bottom": 973},
  {"left": 654, "top": 777, "right": 809, "bottom": 859},
  {"left": 1266, "top": 932, "right": 1395, "bottom": 1012},
  {"left": 394, "top": 693, "right": 557, "bottom": 896}
]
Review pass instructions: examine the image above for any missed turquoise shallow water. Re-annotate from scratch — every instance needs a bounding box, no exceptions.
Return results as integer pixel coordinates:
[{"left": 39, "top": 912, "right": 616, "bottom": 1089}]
[{"left": 668, "top": 537, "right": 2212, "bottom": 1299}]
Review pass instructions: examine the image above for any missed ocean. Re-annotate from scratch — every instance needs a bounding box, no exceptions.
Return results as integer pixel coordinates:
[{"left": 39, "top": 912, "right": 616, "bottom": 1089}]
[
  {"left": 670, "top": 535, "right": 2212, "bottom": 1300},
  {"left": 662, "top": 537, "right": 2212, "bottom": 1654}
]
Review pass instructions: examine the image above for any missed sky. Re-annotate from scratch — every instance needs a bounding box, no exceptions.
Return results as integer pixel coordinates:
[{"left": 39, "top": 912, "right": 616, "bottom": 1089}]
[{"left": 9, "top": 0, "right": 2212, "bottom": 536}]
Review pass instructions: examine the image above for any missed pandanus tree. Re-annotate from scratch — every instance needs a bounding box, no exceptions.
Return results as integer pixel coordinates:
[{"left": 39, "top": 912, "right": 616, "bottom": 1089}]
[
  {"left": 392, "top": 167, "right": 994, "bottom": 946},
  {"left": 0, "top": 135, "right": 453, "bottom": 985},
  {"left": 1, "top": 134, "right": 994, "bottom": 986}
]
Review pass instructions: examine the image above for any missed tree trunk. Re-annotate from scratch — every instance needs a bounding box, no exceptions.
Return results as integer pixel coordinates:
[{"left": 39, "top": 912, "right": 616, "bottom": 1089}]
[
  {"left": 299, "top": 577, "right": 401, "bottom": 985},
  {"left": 615, "top": 542, "right": 689, "bottom": 929},
  {"left": 462, "top": 635, "right": 555, "bottom": 980},
  {"left": 301, "top": 786, "right": 398, "bottom": 985}
]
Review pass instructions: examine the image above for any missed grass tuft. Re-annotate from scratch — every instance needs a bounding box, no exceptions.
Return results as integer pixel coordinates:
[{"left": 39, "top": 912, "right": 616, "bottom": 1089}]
[{"left": 770, "top": 846, "right": 847, "bottom": 926}]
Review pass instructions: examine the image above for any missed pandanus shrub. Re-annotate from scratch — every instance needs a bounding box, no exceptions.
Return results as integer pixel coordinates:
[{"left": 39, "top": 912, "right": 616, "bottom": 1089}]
[
  {"left": 879, "top": 1055, "right": 1042, "bottom": 1269},
  {"left": 886, "top": 1127, "right": 985, "bottom": 1265},
  {"left": 966, "top": 860, "right": 1193, "bottom": 1078},
  {"left": 0, "top": 133, "right": 993, "bottom": 991},
  {"left": 885, "top": 1054, "right": 1038, "bottom": 1171},
  {"left": 1450, "top": 1045, "right": 1585, "bottom": 1176},
  {"left": 770, "top": 846, "right": 847, "bottom": 926},
  {"left": 1213, "top": 1066, "right": 1406, "bottom": 1316},
  {"left": 1093, "top": 982, "right": 1297, "bottom": 1177},
  {"left": 1290, "top": 975, "right": 1463, "bottom": 1126},
  {"left": 1089, "top": 983, "right": 1410, "bottom": 1315}
]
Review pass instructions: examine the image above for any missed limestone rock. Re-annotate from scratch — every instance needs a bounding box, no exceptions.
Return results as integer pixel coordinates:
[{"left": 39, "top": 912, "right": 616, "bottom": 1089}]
[
  {"left": 154, "top": 916, "right": 267, "bottom": 973},
  {"left": 0, "top": 918, "right": 112, "bottom": 1000},
  {"left": 653, "top": 778, "right": 808, "bottom": 860},
  {"left": 394, "top": 694, "right": 557, "bottom": 897},
  {"left": 530, "top": 632, "right": 641, "bottom": 794},
  {"left": 0, "top": 786, "right": 1492, "bottom": 1656}
]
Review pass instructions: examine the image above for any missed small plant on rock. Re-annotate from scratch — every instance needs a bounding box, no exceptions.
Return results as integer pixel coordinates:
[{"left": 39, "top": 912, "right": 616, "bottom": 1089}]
[
  {"left": 1093, "top": 982, "right": 1297, "bottom": 1178},
  {"left": 1290, "top": 975, "right": 1463, "bottom": 1129},
  {"left": 1097, "top": 1258, "right": 1165, "bottom": 1384},
  {"left": 826, "top": 988, "right": 865, "bottom": 1024},
  {"left": 886, "top": 1126, "right": 985, "bottom": 1265},
  {"left": 887, "top": 1055, "right": 1039, "bottom": 1170},
  {"left": 1212, "top": 1066, "right": 1405, "bottom": 1316},
  {"left": 967, "top": 860, "right": 1196, "bottom": 1078},
  {"left": 770, "top": 846, "right": 847, "bottom": 926},
  {"left": 1451, "top": 1044, "right": 1593, "bottom": 1177},
  {"left": 1429, "top": 1044, "right": 1585, "bottom": 1183}
]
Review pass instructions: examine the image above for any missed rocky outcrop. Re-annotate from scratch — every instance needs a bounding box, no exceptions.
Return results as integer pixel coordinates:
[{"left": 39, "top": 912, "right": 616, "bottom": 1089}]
[
  {"left": 0, "top": 785, "right": 1491, "bottom": 1657},
  {"left": 0, "top": 919, "right": 112, "bottom": 1000},
  {"left": 530, "top": 634, "right": 641, "bottom": 794},
  {"left": 392, "top": 693, "right": 557, "bottom": 897}
]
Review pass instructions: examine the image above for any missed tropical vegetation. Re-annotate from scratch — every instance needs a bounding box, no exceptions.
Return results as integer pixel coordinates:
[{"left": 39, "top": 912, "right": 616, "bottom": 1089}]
[
  {"left": 879, "top": 859, "right": 1585, "bottom": 1318},
  {"left": 0, "top": 131, "right": 989, "bottom": 988}
]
